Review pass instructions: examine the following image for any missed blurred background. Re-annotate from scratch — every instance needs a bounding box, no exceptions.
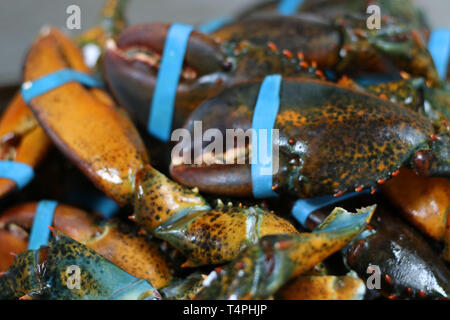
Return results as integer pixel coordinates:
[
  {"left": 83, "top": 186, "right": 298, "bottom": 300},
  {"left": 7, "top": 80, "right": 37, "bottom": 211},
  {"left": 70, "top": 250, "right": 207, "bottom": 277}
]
[{"left": 0, "top": 0, "right": 449, "bottom": 86}]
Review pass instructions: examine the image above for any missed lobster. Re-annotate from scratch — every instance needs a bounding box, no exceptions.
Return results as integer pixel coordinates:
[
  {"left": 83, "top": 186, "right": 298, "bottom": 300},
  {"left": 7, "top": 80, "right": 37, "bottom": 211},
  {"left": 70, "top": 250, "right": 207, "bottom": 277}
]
[
  {"left": 103, "top": 21, "right": 324, "bottom": 133},
  {"left": 293, "top": 193, "right": 450, "bottom": 299},
  {"left": 2, "top": 0, "right": 448, "bottom": 301},
  {"left": 19, "top": 27, "right": 308, "bottom": 268},
  {"left": 103, "top": 15, "right": 444, "bottom": 148}
]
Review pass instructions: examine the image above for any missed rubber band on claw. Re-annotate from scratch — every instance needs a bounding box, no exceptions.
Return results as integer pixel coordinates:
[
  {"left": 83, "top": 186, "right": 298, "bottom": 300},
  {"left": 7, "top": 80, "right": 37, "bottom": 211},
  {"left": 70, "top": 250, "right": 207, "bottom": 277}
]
[
  {"left": 21, "top": 69, "right": 104, "bottom": 104},
  {"left": 251, "top": 74, "right": 282, "bottom": 199},
  {"left": 27, "top": 200, "right": 58, "bottom": 250},
  {"left": 0, "top": 161, "right": 34, "bottom": 189},
  {"left": 148, "top": 24, "right": 194, "bottom": 141}
]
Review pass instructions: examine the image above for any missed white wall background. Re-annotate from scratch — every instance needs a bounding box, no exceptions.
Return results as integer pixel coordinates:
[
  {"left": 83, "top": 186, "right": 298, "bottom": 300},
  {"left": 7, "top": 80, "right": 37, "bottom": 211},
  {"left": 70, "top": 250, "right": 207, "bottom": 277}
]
[{"left": 0, "top": 0, "right": 448, "bottom": 86}]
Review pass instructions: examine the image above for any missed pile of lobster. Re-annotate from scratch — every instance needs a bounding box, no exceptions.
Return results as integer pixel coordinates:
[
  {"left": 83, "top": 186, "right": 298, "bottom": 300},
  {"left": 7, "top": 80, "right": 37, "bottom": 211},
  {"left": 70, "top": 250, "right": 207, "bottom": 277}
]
[{"left": 0, "top": 0, "right": 449, "bottom": 300}]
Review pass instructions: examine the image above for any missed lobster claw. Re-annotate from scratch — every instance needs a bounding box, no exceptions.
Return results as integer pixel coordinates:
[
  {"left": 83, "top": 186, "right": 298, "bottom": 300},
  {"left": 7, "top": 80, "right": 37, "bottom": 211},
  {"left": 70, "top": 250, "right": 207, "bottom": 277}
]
[
  {"left": 153, "top": 205, "right": 298, "bottom": 267},
  {"left": 24, "top": 27, "right": 149, "bottom": 206},
  {"left": 103, "top": 23, "right": 231, "bottom": 129},
  {"left": 0, "top": 93, "right": 52, "bottom": 199},
  {"left": 343, "top": 202, "right": 450, "bottom": 299},
  {"left": 0, "top": 231, "right": 161, "bottom": 300},
  {"left": 196, "top": 206, "right": 375, "bottom": 300},
  {"left": 0, "top": 202, "right": 173, "bottom": 289}
]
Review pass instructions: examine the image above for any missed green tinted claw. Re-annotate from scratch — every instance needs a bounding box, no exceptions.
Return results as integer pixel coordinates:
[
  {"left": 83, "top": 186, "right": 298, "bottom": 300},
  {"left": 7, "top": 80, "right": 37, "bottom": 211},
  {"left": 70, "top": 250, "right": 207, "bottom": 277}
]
[
  {"left": 0, "top": 232, "right": 160, "bottom": 300},
  {"left": 154, "top": 205, "right": 298, "bottom": 267},
  {"left": 134, "top": 165, "right": 298, "bottom": 267},
  {"left": 196, "top": 206, "right": 376, "bottom": 300}
]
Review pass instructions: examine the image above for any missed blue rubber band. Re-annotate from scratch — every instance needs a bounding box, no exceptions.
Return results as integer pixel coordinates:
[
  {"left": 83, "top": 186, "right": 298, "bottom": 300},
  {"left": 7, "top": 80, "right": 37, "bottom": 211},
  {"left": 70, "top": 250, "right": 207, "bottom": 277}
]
[
  {"left": 148, "top": 23, "right": 194, "bottom": 142},
  {"left": 21, "top": 69, "right": 104, "bottom": 104},
  {"left": 251, "top": 74, "right": 282, "bottom": 198},
  {"left": 91, "top": 196, "right": 120, "bottom": 219},
  {"left": 0, "top": 161, "right": 34, "bottom": 189},
  {"left": 292, "top": 190, "right": 371, "bottom": 228},
  {"left": 27, "top": 200, "right": 58, "bottom": 250},
  {"left": 65, "top": 188, "right": 119, "bottom": 219},
  {"left": 198, "top": 16, "right": 234, "bottom": 34},
  {"left": 278, "top": 0, "right": 305, "bottom": 15},
  {"left": 428, "top": 29, "right": 450, "bottom": 80}
]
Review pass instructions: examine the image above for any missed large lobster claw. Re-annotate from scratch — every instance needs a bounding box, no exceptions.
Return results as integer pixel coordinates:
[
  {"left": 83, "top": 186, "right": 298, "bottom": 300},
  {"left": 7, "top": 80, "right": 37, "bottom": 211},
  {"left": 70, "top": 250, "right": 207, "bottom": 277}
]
[
  {"left": 212, "top": 13, "right": 440, "bottom": 86},
  {"left": 24, "top": 27, "right": 149, "bottom": 206},
  {"left": 103, "top": 21, "right": 325, "bottom": 133},
  {"left": 103, "top": 23, "right": 231, "bottom": 130},
  {"left": 170, "top": 79, "right": 445, "bottom": 198}
]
